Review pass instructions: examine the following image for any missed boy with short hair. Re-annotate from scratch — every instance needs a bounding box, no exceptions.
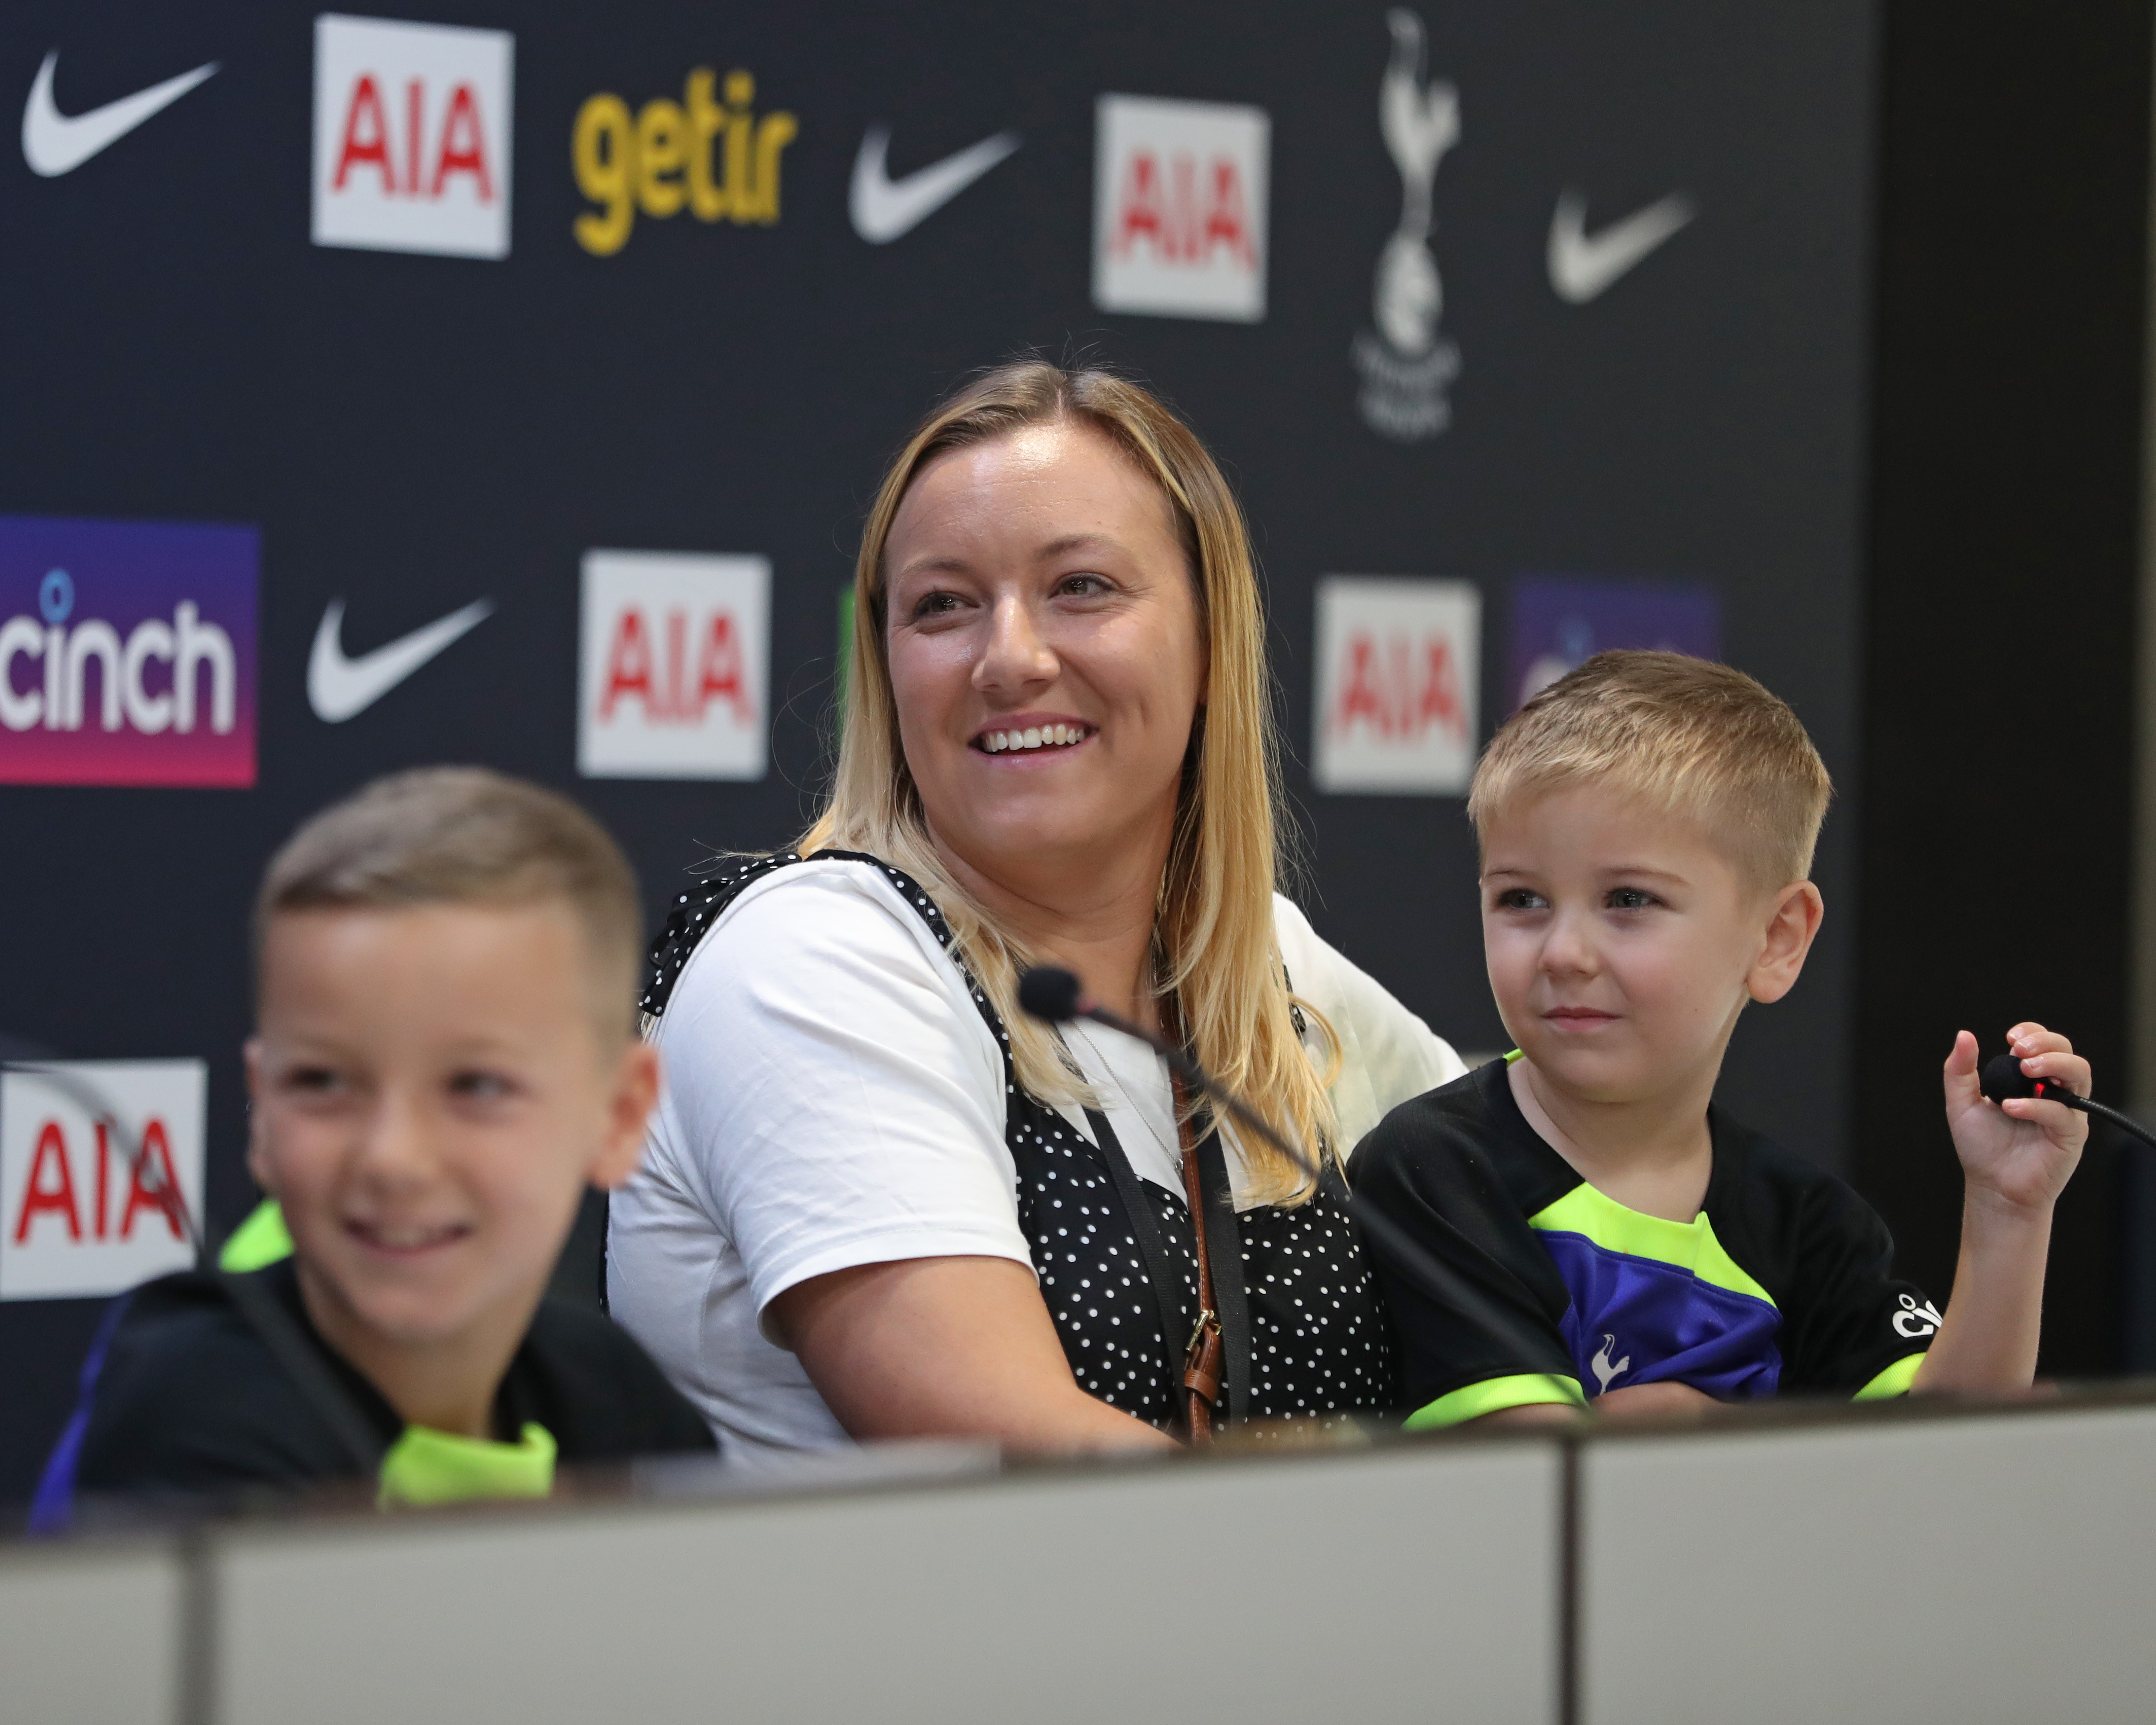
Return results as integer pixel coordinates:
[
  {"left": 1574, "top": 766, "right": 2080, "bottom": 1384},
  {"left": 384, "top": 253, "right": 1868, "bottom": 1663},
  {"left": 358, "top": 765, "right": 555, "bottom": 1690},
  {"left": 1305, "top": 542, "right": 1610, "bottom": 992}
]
[
  {"left": 1351, "top": 652, "right": 2087, "bottom": 1427},
  {"left": 35, "top": 768, "right": 712, "bottom": 1518}
]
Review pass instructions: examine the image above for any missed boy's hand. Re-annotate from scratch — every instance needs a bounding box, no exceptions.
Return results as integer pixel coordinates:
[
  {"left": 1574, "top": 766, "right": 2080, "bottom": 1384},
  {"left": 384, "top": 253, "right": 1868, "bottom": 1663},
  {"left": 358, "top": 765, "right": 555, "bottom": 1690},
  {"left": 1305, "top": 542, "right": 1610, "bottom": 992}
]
[{"left": 1942, "top": 1023, "right": 2087, "bottom": 1214}]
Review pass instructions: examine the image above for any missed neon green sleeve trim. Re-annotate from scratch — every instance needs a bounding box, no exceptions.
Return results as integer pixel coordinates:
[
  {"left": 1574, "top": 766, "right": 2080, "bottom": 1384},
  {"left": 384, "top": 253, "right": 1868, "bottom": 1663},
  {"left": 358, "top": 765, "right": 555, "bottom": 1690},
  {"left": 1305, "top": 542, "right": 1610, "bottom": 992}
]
[
  {"left": 1853, "top": 1352, "right": 1926, "bottom": 1401},
  {"left": 1403, "top": 1372, "right": 1586, "bottom": 1430},
  {"left": 378, "top": 1421, "right": 557, "bottom": 1509},
  {"left": 217, "top": 1199, "right": 294, "bottom": 1272}
]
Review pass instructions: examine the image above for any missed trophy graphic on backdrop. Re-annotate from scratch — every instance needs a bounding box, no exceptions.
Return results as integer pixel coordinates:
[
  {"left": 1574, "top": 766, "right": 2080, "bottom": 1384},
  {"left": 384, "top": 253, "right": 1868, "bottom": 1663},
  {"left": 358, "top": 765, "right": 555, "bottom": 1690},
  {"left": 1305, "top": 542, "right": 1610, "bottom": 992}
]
[{"left": 1353, "top": 8, "right": 1462, "bottom": 442}]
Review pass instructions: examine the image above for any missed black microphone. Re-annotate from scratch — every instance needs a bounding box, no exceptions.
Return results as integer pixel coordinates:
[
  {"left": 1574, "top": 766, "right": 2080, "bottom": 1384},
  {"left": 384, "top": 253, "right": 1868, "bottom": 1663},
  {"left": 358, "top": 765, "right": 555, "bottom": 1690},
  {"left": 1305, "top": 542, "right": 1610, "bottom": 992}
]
[
  {"left": 1979, "top": 1052, "right": 2156, "bottom": 1148},
  {"left": 1017, "top": 965, "right": 1561, "bottom": 1390}
]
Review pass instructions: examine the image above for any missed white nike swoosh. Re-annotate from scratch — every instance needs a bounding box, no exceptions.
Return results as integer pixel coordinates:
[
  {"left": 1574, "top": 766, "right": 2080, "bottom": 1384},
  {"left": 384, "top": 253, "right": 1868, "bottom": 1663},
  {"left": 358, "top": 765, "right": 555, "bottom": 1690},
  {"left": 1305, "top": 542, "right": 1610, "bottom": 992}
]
[
  {"left": 1547, "top": 189, "right": 1696, "bottom": 304},
  {"left": 22, "top": 50, "right": 219, "bottom": 178},
  {"left": 307, "top": 598, "right": 494, "bottom": 724},
  {"left": 849, "top": 125, "right": 1020, "bottom": 244}
]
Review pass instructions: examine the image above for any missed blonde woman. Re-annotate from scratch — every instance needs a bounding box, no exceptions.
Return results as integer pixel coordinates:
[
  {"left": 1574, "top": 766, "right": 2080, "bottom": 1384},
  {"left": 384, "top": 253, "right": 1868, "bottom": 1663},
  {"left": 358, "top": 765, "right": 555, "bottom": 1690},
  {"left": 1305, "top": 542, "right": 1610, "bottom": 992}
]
[{"left": 608, "top": 362, "right": 1465, "bottom": 1459}]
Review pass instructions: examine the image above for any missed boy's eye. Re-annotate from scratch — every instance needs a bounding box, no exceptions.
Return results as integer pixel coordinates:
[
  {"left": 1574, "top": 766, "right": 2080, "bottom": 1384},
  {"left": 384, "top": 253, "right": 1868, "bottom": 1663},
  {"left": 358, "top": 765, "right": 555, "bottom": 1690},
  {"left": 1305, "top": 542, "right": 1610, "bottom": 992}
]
[
  {"left": 1493, "top": 887, "right": 1547, "bottom": 912},
  {"left": 1606, "top": 887, "right": 1660, "bottom": 911},
  {"left": 281, "top": 1064, "right": 347, "bottom": 1097},
  {"left": 447, "top": 1069, "right": 518, "bottom": 1103}
]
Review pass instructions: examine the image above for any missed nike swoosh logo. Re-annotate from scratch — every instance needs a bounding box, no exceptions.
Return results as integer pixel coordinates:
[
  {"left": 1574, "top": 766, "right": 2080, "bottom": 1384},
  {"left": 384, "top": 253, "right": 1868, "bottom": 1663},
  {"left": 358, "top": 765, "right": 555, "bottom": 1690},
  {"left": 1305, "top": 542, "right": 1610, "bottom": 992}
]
[
  {"left": 22, "top": 50, "right": 219, "bottom": 178},
  {"left": 849, "top": 125, "right": 1020, "bottom": 244},
  {"left": 307, "top": 598, "right": 494, "bottom": 724},
  {"left": 1547, "top": 189, "right": 1695, "bottom": 304}
]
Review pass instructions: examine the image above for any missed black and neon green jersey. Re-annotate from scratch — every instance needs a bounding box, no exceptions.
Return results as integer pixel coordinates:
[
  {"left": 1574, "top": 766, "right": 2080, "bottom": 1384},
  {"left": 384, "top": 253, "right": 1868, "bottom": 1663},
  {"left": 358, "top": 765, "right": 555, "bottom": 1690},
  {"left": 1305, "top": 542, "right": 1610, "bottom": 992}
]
[
  {"left": 1348, "top": 1060, "right": 1937, "bottom": 1427},
  {"left": 32, "top": 1258, "right": 714, "bottom": 1526}
]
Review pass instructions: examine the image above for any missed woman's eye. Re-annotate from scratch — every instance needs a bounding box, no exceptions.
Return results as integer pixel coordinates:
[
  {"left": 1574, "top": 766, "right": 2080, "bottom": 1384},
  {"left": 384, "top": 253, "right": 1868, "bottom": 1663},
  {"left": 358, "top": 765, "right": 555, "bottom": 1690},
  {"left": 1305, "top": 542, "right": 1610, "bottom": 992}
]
[
  {"left": 909, "top": 591, "right": 964, "bottom": 620},
  {"left": 1056, "top": 573, "right": 1110, "bottom": 597},
  {"left": 283, "top": 1065, "right": 345, "bottom": 1096},
  {"left": 1607, "top": 887, "right": 1658, "bottom": 911},
  {"left": 1494, "top": 888, "right": 1546, "bottom": 912}
]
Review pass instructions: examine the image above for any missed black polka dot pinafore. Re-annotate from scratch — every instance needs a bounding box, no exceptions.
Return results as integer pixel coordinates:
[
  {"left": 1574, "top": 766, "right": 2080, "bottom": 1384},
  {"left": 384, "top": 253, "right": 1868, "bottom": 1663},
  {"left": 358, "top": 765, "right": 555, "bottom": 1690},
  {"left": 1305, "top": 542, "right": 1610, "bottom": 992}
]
[{"left": 643, "top": 852, "right": 1401, "bottom": 1431}]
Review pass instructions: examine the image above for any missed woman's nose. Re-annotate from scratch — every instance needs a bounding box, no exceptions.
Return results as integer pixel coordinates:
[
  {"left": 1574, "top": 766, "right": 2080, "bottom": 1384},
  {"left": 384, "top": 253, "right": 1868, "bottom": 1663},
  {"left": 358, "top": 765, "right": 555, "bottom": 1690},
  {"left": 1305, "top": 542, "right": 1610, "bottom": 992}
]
[{"left": 972, "top": 593, "right": 1058, "bottom": 696}]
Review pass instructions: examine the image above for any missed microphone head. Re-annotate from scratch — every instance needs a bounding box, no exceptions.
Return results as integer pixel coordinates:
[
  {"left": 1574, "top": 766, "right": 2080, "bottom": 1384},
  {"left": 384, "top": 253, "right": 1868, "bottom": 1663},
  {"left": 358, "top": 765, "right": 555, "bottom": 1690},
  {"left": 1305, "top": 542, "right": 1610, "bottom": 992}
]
[
  {"left": 1981, "top": 1052, "right": 2034, "bottom": 1104},
  {"left": 1017, "top": 966, "right": 1084, "bottom": 1024}
]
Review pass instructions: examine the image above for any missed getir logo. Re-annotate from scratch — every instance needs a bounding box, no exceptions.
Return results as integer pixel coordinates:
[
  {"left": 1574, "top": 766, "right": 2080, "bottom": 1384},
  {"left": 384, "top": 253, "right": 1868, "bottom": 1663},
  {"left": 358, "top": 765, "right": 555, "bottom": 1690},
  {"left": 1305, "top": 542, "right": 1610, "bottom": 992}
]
[
  {"left": 313, "top": 13, "right": 514, "bottom": 260},
  {"left": 0, "top": 1062, "right": 206, "bottom": 1301},
  {"left": 1094, "top": 94, "right": 1269, "bottom": 323},
  {"left": 578, "top": 550, "right": 769, "bottom": 781},
  {"left": 0, "top": 516, "right": 257, "bottom": 788},
  {"left": 572, "top": 67, "right": 796, "bottom": 256},
  {"left": 1312, "top": 576, "right": 1479, "bottom": 795}
]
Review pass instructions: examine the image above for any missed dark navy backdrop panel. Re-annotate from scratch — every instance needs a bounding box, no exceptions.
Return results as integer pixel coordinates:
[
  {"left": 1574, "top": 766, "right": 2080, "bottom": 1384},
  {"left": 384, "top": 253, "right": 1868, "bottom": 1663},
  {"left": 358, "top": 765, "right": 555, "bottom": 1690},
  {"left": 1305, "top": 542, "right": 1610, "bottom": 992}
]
[{"left": 0, "top": 0, "right": 1875, "bottom": 1494}]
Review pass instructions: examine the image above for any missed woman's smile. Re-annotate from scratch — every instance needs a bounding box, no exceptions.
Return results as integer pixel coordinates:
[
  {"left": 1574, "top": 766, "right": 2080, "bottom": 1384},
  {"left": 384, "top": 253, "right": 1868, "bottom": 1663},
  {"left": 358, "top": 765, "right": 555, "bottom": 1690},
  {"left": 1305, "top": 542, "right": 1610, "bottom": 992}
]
[{"left": 972, "top": 715, "right": 1098, "bottom": 757}]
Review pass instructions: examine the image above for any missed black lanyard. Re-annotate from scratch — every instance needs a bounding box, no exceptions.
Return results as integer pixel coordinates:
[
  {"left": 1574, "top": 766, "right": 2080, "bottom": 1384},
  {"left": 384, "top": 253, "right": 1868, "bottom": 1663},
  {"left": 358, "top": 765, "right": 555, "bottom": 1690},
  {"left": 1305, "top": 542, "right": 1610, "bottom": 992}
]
[{"left": 1078, "top": 1105, "right": 1249, "bottom": 1428}]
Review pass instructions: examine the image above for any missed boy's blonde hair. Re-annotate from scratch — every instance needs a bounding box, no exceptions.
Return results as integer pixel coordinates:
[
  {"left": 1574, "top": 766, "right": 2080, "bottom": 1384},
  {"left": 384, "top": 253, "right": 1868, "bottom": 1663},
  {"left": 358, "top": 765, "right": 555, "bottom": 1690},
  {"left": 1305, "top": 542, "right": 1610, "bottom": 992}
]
[
  {"left": 1469, "top": 651, "right": 1833, "bottom": 892},
  {"left": 257, "top": 767, "right": 644, "bottom": 1038}
]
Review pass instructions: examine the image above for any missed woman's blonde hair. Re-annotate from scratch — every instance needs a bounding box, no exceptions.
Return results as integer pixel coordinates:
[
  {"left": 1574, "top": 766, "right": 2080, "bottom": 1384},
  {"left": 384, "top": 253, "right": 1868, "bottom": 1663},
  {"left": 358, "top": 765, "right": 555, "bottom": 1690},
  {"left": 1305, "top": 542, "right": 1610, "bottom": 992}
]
[{"left": 799, "top": 360, "right": 1336, "bottom": 1203}]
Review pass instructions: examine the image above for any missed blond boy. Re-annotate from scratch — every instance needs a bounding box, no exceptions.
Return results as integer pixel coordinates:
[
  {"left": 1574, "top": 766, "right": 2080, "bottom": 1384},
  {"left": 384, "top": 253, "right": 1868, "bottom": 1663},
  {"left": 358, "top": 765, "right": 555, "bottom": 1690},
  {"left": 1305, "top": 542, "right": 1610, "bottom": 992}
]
[
  {"left": 1350, "top": 652, "right": 2087, "bottom": 1427},
  {"left": 37, "top": 769, "right": 711, "bottom": 1516}
]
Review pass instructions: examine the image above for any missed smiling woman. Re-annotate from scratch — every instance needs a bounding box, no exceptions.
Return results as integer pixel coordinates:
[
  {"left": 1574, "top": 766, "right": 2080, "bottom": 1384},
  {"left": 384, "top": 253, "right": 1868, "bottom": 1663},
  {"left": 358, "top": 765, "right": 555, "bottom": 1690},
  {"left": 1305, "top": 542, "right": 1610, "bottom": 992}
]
[{"left": 607, "top": 362, "right": 1467, "bottom": 1458}]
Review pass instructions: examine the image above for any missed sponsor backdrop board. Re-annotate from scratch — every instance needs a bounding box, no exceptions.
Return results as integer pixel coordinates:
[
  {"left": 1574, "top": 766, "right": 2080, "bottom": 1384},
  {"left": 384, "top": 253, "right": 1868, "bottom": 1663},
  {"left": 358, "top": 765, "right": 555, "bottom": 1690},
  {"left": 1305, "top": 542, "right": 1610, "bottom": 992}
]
[{"left": 0, "top": 1, "right": 1873, "bottom": 1493}]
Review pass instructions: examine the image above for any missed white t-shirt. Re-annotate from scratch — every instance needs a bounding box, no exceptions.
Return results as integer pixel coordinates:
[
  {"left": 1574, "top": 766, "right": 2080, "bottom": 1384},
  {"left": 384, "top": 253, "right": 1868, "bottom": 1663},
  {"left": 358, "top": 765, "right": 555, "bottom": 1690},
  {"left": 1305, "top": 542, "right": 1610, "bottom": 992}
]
[{"left": 607, "top": 858, "right": 1465, "bottom": 1462}]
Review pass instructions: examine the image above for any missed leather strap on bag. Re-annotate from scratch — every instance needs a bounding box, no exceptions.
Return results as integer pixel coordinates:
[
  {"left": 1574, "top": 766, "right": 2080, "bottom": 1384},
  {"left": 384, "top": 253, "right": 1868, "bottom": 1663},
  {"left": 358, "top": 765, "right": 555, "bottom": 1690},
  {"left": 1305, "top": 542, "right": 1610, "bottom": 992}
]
[
  {"left": 1193, "top": 1124, "right": 1250, "bottom": 1427},
  {"left": 1174, "top": 1072, "right": 1224, "bottom": 1442}
]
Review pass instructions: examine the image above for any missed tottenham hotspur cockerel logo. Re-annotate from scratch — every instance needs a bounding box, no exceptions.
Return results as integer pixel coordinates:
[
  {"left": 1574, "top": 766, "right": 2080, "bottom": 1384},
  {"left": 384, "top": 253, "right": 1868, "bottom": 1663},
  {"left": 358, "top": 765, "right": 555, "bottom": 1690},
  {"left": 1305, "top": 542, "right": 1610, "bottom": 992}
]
[{"left": 1352, "top": 9, "right": 1462, "bottom": 441}]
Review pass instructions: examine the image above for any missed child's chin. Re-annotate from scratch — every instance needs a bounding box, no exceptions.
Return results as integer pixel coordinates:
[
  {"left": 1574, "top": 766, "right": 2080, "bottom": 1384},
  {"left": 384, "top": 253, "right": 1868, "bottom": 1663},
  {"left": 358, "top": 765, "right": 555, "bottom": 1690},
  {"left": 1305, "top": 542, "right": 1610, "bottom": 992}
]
[
  {"left": 345, "top": 1289, "right": 485, "bottom": 1349},
  {"left": 1530, "top": 1047, "right": 1655, "bottom": 1099}
]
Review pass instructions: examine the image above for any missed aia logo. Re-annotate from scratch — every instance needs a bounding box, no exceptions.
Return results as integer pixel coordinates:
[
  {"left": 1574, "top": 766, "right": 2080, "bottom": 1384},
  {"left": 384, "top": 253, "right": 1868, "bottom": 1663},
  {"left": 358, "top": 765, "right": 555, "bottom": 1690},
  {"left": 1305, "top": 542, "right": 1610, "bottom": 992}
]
[
  {"left": 1312, "top": 576, "right": 1480, "bottom": 795},
  {"left": 1093, "top": 94, "right": 1269, "bottom": 323},
  {"left": 0, "top": 515, "right": 257, "bottom": 788},
  {"left": 0, "top": 1062, "right": 205, "bottom": 1301},
  {"left": 312, "top": 13, "right": 514, "bottom": 260},
  {"left": 578, "top": 550, "right": 769, "bottom": 782}
]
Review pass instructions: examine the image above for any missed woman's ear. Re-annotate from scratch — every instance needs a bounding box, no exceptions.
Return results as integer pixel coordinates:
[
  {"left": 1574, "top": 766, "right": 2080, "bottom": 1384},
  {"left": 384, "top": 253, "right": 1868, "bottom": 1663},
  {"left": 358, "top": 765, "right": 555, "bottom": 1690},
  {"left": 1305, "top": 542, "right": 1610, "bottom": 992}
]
[{"left": 1747, "top": 881, "right": 1825, "bottom": 1005}]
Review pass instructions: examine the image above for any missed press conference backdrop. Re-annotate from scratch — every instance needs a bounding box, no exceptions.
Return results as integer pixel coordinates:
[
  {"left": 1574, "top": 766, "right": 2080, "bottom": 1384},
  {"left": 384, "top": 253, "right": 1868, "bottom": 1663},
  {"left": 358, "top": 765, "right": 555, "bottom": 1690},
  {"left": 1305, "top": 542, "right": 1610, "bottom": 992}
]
[{"left": 0, "top": 2, "right": 1875, "bottom": 1494}]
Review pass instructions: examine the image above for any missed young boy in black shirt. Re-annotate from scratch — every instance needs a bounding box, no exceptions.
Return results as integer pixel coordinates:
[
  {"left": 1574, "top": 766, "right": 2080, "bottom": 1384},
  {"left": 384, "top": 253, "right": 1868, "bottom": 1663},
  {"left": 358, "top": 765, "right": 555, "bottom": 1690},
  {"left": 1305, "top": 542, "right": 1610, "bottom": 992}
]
[
  {"left": 34, "top": 769, "right": 712, "bottom": 1520},
  {"left": 1351, "top": 652, "right": 2088, "bottom": 1427}
]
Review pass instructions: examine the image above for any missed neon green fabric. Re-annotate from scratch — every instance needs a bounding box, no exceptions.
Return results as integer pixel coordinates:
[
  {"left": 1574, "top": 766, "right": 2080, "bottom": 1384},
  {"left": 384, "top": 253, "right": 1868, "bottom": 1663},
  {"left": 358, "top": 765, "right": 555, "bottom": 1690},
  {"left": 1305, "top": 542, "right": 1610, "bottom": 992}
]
[
  {"left": 377, "top": 1421, "right": 557, "bottom": 1509},
  {"left": 1527, "top": 1182, "right": 1776, "bottom": 1309},
  {"left": 1503, "top": 1048, "right": 1524, "bottom": 1064},
  {"left": 1403, "top": 1372, "right": 1586, "bottom": 1430},
  {"left": 1852, "top": 1352, "right": 1925, "bottom": 1402},
  {"left": 217, "top": 1199, "right": 294, "bottom": 1272}
]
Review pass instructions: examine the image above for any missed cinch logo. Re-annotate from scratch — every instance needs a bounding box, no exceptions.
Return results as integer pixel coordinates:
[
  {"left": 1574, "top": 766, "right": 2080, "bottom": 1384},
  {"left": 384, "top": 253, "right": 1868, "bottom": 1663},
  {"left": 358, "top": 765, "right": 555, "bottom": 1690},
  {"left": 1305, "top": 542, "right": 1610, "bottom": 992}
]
[
  {"left": 0, "top": 1061, "right": 206, "bottom": 1301},
  {"left": 1312, "top": 576, "right": 1479, "bottom": 795},
  {"left": 572, "top": 67, "right": 796, "bottom": 256},
  {"left": 1093, "top": 94, "right": 1269, "bottom": 323},
  {"left": 578, "top": 550, "right": 769, "bottom": 781},
  {"left": 312, "top": 13, "right": 514, "bottom": 260},
  {"left": 0, "top": 516, "right": 257, "bottom": 787}
]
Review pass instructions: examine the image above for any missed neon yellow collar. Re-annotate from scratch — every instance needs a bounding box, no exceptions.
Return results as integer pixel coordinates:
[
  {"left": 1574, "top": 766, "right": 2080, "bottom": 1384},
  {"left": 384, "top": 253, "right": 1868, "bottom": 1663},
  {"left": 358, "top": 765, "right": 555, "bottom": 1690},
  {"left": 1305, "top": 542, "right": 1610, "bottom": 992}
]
[{"left": 378, "top": 1421, "right": 557, "bottom": 1509}]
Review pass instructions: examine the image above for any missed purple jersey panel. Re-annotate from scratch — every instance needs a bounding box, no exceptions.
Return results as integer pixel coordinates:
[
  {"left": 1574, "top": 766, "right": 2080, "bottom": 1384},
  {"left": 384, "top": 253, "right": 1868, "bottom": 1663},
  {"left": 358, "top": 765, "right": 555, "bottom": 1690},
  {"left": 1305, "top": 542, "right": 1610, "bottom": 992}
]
[{"left": 1538, "top": 1228, "right": 1783, "bottom": 1401}]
